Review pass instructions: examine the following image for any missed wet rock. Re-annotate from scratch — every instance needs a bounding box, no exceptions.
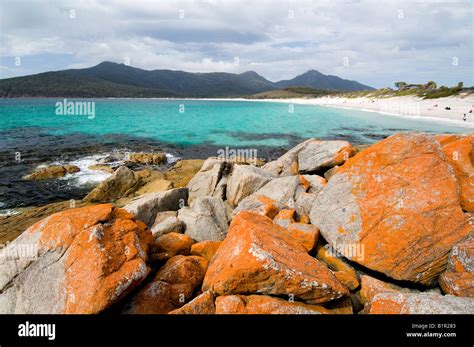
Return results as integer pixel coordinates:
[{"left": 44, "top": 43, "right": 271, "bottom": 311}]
[
  {"left": 128, "top": 152, "right": 167, "bottom": 165},
  {"left": 23, "top": 165, "right": 80, "bottom": 180}
]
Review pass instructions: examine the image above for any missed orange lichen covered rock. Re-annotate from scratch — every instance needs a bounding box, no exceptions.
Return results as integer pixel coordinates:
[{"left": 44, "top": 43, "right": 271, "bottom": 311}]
[
  {"left": 316, "top": 245, "right": 359, "bottom": 290},
  {"left": 123, "top": 255, "right": 208, "bottom": 314},
  {"left": 435, "top": 134, "right": 474, "bottom": 212},
  {"left": 154, "top": 232, "right": 194, "bottom": 256},
  {"left": 364, "top": 292, "right": 474, "bottom": 314},
  {"left": 439, "top": 234, "right": 474, "bottom": 297},
  {"left": 215, "top": 295, "right": 333, "bottom": 314},
  {"left": 439, "top": 272, "right": 474, "bottom": 297},
  {"left": 284, "top": 223, "right": 319, "bottom": 252},
  {"left": 169, "top": 291, "right": 216, "bottom": 314},
  {"left": 0, "top": 204, "right": 153, "bottom": 314},
  {"left": 202, "top": 212, "right": 348, "bottom": 304},
  {"left": 190, "top": 240, "right": 222, "bottom": 261},
  {"left": 359, "top": 275, "right": 414, "bottom": 304},
  {"left": 310, "top": 132, "right": 472, "bottom": 285},
  {"left": 273, "top": 209, "right": 296, "bottom": 228}
]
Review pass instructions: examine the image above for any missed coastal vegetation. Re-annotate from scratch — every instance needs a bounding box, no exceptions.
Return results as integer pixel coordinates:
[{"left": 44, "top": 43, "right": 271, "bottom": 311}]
[{"left": 342, "top": 81, "right": 471, "bottom": 99}]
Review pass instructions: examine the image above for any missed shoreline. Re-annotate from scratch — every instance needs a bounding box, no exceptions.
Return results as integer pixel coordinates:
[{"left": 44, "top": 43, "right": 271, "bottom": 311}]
[
  {"left": 244, "top": 94, "right": 474, "bottom": 128},
  {"left": 3, "top": 95, "right": 474, "bottom": 128}
]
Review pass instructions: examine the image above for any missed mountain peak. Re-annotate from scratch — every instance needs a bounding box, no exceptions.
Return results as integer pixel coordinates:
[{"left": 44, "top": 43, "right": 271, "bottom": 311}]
[{"left": 275, "top": 69, "right": 373, "bottom": 91}]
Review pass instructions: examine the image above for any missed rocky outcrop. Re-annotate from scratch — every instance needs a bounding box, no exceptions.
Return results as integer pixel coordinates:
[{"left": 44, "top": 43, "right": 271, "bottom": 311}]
[
  {"left": 153, "top": 232, "right": 194, "bottom": 258},
  {"left": 150, "top": 211, "right": 184, "bottom": 238},
  {"left": 310, "top": 132, "right": 472, "bottom": 285},
  {"left": 134, "top": 178, "right": 172, "bottom": 196},
  {"left": 164, "top": 159, "right": 205, "bottom": 188},
  {"left": 84, "top": 166, "right": 163, "bottom": 203},
  {"left": 435, "top": 134, "right": 474, "bottom": 212},
  {"left": 234, "top": 174, "right": 325, "bottom": 219},
  {"left": 0, "top": 204, "right": 153, "bottom": 314},
  {"left": 169, "top": 291, "right": 216, "bottom": 314},
  {"left": 273, "top": 209, "right": 296, "bottom": 228},
  {"left": 203, "top": 212, "right": 348, "bottom": 304},
  {"left": 190, "top": 240, "right": 222, "bottom": 261},
  {"left": 128, "top": 152, "right": 167, "bottom": 165},
  {"left": 226, "top": 165, "right": 276, "bottom": 206},
  {"left": 123, "top": 255, "right": 208, "bottom": 314},
  {"left": 10, "top": 132, "right": 474, "bottom": 316},
  {"left": 23, "top": 165, "right": 80, "bottom": 180},
  {"left": 316, "top": 245, "right": 360, "bottom": 291},
  {"left": 285, "top": 223, "right": 319, "bottom": 252},
  {"left": 359, "top": 275, "right": 417, "bottom": 305},
  {"left": 215, "top": 295, "right": 333, "bottom": 314},
  {"left": 178, "top": 197, "right": 231, "bottom": 242},
  {"left": 187, "top": 158, "right": 232, "bottom": 203},
  {"left": 262, "top": 139, "right": 354, "bottom": 176},
  {"left": 363, "top": 292, "right": 474, "bottom": 314},
  {"left": 88, "top": 164, "right": 114, "bottom": 174},
  {"left": 124, "top": 188, "right": 188, "bottom": 227},
  {"left": 439, "top": 235, "right": 474, "bottom": 297}
]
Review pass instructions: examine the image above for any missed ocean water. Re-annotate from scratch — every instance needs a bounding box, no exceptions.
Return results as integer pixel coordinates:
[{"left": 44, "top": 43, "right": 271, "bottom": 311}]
[
  {"left": 0, "top": 98, "right": 470, "bottom": 147},
  {"left": 0, "top": 98, "right": 471, "bottom": 209}
]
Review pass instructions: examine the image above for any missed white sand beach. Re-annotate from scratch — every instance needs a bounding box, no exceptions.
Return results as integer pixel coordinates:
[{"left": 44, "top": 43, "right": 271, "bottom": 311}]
[{"left": 256, "top": 94, "right": 474, "bottom": 127}]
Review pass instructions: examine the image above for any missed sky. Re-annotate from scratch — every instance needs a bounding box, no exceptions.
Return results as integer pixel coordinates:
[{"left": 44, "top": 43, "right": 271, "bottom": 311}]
[{"left": 0, "top": 0, "right": 473, "bottom": 88}]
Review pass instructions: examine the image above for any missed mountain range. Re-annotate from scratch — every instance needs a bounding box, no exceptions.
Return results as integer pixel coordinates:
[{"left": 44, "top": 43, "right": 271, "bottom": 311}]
[{"left": 0, "top": 61, "right": 374, "bottom": 98}]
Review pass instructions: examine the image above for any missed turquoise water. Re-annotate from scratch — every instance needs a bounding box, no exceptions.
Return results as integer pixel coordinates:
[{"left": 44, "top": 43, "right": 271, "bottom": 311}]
[{"left": 0, "top": 98, "right": 471, "bottom": 148}]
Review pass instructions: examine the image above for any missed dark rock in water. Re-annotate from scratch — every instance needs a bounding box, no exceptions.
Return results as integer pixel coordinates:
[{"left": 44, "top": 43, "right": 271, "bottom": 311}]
[{"left": 23, "top": 165, "right": 80, "bottom": 180}]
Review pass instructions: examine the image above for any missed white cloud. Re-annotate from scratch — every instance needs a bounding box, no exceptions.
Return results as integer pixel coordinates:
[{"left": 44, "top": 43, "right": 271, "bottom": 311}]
[{"left": 0, "top": 0, "right": 472, "bottom": 87}]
